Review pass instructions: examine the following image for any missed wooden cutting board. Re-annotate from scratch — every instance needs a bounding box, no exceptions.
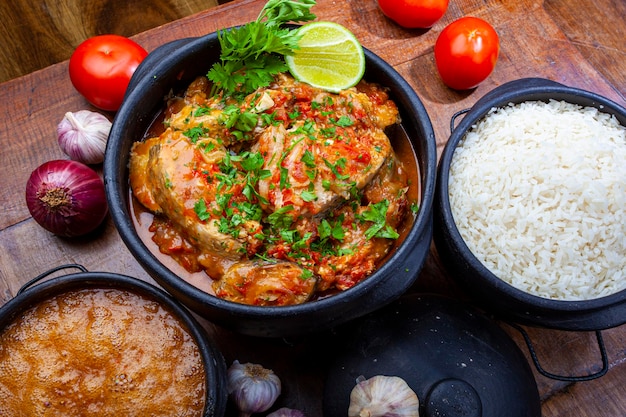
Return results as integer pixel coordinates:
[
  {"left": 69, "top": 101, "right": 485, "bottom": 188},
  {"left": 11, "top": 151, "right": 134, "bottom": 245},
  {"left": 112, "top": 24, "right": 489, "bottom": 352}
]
[{"left": 1, "top": 0, "right": 624, "bottom": 415}]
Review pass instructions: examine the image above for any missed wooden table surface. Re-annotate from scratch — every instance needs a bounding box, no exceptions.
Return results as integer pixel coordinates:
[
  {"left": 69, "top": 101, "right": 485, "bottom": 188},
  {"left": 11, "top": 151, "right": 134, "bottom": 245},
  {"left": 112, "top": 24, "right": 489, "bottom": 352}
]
[
  {"left": 0, "top": 0, "right": 225, "bottom": 83},
  {"left": 1, "top": 0, "right": 625, "bottom": 415}
]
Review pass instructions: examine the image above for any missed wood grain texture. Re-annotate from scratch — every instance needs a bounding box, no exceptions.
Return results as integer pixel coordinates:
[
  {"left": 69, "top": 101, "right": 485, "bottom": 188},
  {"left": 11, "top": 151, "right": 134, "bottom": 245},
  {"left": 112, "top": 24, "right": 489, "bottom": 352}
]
[
  {"left": 0, "top": 0, "right": 229, "bottom": 83},
  {"left": 545, "top": 0, "right": 626, "bottom": 102},
  {"left": 0, "top": 0, "right": 625, "bottom": 416}
]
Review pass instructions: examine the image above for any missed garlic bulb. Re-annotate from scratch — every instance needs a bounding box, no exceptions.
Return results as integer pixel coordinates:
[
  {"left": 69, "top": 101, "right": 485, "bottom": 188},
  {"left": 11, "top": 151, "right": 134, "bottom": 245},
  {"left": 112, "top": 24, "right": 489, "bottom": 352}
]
[
  {"left": 227, "top": 360, "right": 281, "bottom": 417},
  {"left": 348, "top": 375, "right": 420, "bottom": 417},
  {"left": 57, "top": 110, "right": 112, "bottom": 164}
]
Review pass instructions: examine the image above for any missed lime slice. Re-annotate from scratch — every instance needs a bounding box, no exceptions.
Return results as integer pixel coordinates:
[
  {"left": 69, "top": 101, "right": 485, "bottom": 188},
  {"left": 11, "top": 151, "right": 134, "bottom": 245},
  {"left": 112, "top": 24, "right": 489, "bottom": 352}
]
[{"left": 286, "top": 21, "right": 365, "bottom": 93}]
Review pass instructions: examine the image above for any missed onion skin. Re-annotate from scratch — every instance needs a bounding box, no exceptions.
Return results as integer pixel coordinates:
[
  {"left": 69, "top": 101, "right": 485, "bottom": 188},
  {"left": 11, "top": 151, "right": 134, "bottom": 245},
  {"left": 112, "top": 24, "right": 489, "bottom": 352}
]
[{"left": 25, "top": 160, "right": 108, "bottom": 237}]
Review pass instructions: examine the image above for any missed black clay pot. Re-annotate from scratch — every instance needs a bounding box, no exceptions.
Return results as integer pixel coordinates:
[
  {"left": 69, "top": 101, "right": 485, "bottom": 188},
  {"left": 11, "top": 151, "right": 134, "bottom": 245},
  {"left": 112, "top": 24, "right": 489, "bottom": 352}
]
[
  {"left": 0, "top": 264, "right": 228, "bottom": 417},
  {"left": 323, "top": 294, "right": 542, "bottom": 417},
  {"left": 104, "top": 31, "right": 437, "bottom": 337},
  {"left": 434, "top": 78, "right": 626, "bottom": 332}
]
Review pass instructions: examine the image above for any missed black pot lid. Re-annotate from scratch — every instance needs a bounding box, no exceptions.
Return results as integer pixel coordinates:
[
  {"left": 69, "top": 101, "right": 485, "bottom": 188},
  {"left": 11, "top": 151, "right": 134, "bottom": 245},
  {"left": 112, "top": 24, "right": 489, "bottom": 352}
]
[{"left": 323, "top": 293, "right": 541, "bottom": 417}]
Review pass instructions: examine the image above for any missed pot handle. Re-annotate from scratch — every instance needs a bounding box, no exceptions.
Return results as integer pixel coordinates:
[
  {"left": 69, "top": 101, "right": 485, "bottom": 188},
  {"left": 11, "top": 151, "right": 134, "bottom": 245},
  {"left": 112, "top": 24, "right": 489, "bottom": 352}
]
[
  {"left": 17, "top": 264, "right": 88, "bottom": 296},
  {"left": 450, "top": 108, "right": 471, "bottom": 133},
  {"left": 508, "top": 322, "right": 609, "bottom": 382},
  {"left": 448, "top": 78, "right": 569, "bottom": 134}
]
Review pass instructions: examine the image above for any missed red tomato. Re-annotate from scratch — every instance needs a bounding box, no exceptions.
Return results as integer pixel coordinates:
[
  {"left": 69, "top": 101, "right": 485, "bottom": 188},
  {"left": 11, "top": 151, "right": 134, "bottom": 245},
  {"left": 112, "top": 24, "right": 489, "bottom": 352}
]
[
  {"left": 434, "top": 17, "right": 500, "bottom": 90},
  {"left": 69, "top": 35, "right": 148, "bottom": 111},
  {"left": 377, "top": 0, "right": 449, "bottom": 29}
]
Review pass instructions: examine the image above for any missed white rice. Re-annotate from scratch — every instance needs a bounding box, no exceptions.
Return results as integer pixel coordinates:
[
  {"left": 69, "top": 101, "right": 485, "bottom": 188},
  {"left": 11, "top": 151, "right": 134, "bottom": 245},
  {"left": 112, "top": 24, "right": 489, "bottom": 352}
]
[{"left": 449, "top": 99, "right": 626, "bottom": 300}]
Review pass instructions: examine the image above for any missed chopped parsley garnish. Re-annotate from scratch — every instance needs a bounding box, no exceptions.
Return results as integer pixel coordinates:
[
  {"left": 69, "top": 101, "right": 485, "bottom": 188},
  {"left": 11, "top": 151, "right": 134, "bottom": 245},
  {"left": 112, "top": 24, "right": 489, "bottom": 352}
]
[
  {"left": 323, "top": 157, "right": 350, "bottom": 180},
  {"left": 267, "top": 205, "right": 295, "bottom": 230},
  {"left": 301, "top": 150, "right": 316, "bottom": 168},
  {"left": 194, "top": 199, "right": 211, "bottom": 221},
  {"left": 220, "top": 105, "right": 259, "bottom": 140},
  {"left": 239, "top": 201, "right": 264, "bottom": 221},
  {"left": 238, "top": 151, "right": 271, "bottom": 204},
  {"left": 300, "top": 189, "right": 317, "bottom": 202},
  {"left": 300, "top": 268, "right": 314, "bottom": 280},
  {"left": 292, "top": 121, "right": 317, "bottom": 141},
  {"left": 334, "top": 115, "right": 354, "bottom": 127},
  {"left": 184, "top": 124, "right": 210, "bottom": 143},
  {"left": 279, "top": 166, "right": 290, "bottom": 189},
  {"left": 194, "top": 106, "right": 212, "bottom": 117},
  {"left": 215, "top": 192, "right": 232, "bottom": 212},
  {"left": 164, "top": 174, "right": 173, "bottom": 189},
  {"left": 318, "top": 215, "right": 346, "bottom": 242},
  {"left": 239, "top": 151, "right": 265, "bottom": 172},
  {"left": 198, "top": 141, "right": 216, "bottom": 153},
  {"left": 358, "top": 200, "right": 400, "bottom": 240},
  {"left": 260, "top": 111, "right": 281, "bottom": 126},
  {"left": 320, "top": 127, "right": 336, "bottom": 138}
]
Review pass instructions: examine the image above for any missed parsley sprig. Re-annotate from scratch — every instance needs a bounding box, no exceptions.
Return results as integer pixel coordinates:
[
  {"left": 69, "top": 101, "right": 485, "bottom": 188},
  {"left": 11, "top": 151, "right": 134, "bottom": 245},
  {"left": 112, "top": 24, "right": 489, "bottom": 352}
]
[{"left": 207, "top": 0, "right": 317, "bottom": 96}]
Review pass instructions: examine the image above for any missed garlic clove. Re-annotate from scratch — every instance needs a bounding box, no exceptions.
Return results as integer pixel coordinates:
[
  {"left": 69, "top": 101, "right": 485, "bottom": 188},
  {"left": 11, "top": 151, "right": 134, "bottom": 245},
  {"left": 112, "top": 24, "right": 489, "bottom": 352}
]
[
  {"left": 348, "top": 375, "right": 420, "bottom": 417},
  {"left": 57, "top": 110, "right": 112, "bottom": 164},
  {"left": 227, "top": 360, "right": 282, "bottom": 417}
]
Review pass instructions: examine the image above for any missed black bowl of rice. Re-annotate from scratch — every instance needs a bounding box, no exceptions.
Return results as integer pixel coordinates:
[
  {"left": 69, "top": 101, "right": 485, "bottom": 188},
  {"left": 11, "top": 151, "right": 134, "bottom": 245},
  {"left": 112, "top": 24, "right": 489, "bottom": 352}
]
[{"left": 434, "top": 78, "right": 626, "bottom": 331}]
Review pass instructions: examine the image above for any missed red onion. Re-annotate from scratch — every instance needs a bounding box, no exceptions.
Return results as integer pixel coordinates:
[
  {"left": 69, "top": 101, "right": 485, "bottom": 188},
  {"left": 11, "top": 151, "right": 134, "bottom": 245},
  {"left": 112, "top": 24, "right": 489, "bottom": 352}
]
[{"left": 25, "top": 160, "right": 108, "bottom": 237}]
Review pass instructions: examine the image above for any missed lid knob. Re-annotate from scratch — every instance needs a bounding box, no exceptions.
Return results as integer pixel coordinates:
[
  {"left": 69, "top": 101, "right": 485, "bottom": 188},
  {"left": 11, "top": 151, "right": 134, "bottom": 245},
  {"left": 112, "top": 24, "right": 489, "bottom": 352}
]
[{"left": 425, "top": 378, "right": 482, "bottom": 417}]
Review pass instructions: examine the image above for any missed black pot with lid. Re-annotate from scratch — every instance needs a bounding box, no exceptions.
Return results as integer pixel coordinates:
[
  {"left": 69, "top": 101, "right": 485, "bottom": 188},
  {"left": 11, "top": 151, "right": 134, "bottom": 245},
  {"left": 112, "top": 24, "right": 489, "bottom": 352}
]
[{"left": 323, "top": 293, "right": 541, "bottom": 417}]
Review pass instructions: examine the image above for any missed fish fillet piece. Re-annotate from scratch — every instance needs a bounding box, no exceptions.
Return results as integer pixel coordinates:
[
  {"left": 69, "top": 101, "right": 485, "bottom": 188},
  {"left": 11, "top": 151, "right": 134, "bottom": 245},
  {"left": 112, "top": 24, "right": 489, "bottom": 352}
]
[
  {"left": 130, "top": 129, "right": 260, "bottom": 262},
  {"left": 213, "top": 260, "right": 317, "bottom": 306}
]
